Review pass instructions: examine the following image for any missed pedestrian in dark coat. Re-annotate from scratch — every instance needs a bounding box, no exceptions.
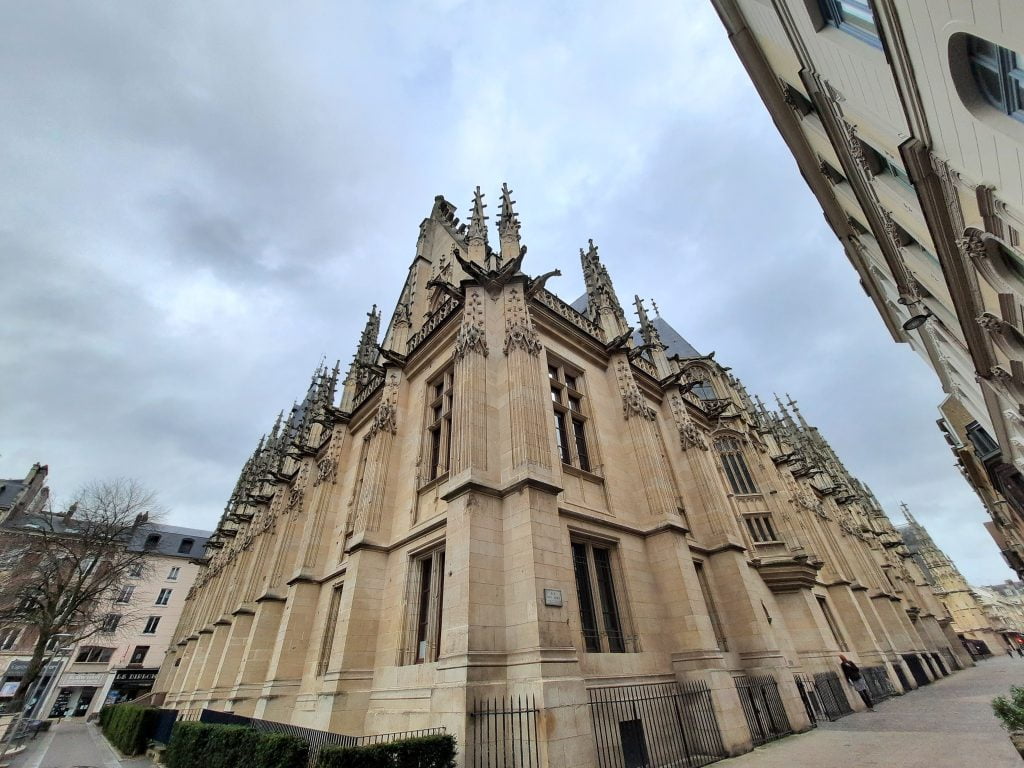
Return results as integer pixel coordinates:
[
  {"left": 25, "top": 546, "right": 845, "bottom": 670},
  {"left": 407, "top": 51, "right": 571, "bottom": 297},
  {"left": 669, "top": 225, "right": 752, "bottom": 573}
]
[{"left": 839, "top": 655, "right": 874, "bottom": 711}]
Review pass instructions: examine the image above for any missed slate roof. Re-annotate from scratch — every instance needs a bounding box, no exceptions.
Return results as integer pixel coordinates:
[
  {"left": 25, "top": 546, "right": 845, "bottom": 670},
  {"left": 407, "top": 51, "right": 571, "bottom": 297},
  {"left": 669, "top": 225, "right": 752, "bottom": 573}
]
[
  {"left": 569, "top": 294, "right": 701, "bottom": 359},
  {"left": 0, "top": 480, "right": 26, "bottom": 512},
  {"left": 128, "top": 523, "right": 212, "bottom": 559}
]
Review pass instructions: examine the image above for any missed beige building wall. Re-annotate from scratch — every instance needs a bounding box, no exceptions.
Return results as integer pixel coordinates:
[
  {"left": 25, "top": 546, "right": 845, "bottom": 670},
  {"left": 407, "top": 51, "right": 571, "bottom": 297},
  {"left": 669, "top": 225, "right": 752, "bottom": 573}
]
[
  {"left": 34, "top": 525, "right": 209, "bottom": 719},
  {"left": 712, "top": 0, "right": 1024, "bottom": 579},
  {"left": 156, "top": 190, "right": 974, "bottom": 766}
]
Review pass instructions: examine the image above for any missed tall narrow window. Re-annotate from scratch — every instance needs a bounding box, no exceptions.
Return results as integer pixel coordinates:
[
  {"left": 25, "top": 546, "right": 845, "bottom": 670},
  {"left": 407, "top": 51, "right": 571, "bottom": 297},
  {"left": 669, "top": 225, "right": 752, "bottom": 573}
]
[
  {"left": 715, "top": 437, "right": 758, "bottom": 495},
  {"left": 819, "top": 0, "right": 880, "bottom": 47},
  {"left": 115, "top": 585, "right": 135, "bottom": 604},
  {"left": 101, "top": 614, "right": 121, "bottom": 634},
  {"left": 317, "top": 584, "right": 344, "bottom": 676},
  {"left": 155, "top": 588, "right": 172, "bottom": 606},
  {"left": 967, "top": 36, "right": 1024, "bottom": 122},
  {"left": 816, "top": 595, "right": 849, "bottom": 651},
  {"left": 402, "top": 547, "right": 445, "bottom": 664},
  {"left": 167, "top": 567, "right": 180, "bottom": 581},
  {"left": 744, "top": 513, "right": 779, "bottom": 544},
  {"left": 142, "top": 616, "right": 161, "bottom": 634},
  {"left": 425, "top": 368, "right": 454, "bottom": 481},
  {"left": 549, "top": 360, "right": 592, "bottom": 472},
  {"left": 0, "top": 628, "right": 19, "bottom": 650},
  {"left": 571, "top": 540, "right": 633, "bottom": 653},
  {"left": 694, "top": 562, "right": 728, "bottom": 651}
]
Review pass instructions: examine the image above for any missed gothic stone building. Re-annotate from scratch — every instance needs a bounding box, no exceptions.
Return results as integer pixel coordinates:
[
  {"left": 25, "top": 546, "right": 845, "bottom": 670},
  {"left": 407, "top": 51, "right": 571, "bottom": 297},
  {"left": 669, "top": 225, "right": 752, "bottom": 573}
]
[
  {"left": 712, "top": 0, "right": 1024, "bottom": 578},
  {"left": 157, "top": 188, "right": 973, "bottom": 766}
]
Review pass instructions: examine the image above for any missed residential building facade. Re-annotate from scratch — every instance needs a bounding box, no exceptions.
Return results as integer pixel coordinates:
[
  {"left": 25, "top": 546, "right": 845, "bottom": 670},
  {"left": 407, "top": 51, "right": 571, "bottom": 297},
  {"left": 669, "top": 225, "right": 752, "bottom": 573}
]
[
  {"left": 35, "top": 524, "right": 210, "bottom": 718},
  {"left": 157, "top": 189, "right": 973, "bottom": 766},
  {"left": 712, "top": 0, "right": 1024, "bottom": 577},
  {"left": 0, "top": 467, "right": 209, "bottom": 717}
]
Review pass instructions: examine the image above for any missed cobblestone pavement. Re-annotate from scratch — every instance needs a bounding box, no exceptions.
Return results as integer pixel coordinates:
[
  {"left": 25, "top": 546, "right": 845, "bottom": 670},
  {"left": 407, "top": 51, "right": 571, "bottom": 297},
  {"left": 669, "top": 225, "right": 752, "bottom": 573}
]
[
  {"left": 720, "top": 654, "right": 1024, "bottom": 768},
  {"left": 7, "top": 720, "right": 155, "bottom": 768}
]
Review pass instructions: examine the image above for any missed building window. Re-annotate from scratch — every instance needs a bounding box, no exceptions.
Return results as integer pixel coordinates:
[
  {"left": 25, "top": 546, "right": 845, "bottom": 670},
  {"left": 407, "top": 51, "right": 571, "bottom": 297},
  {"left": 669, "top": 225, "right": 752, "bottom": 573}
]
[
  {"left": 317, "top": 584, "right": 344, "bottom": 676},
  {"left": 155, "top": 589, "right": 172, "bottom": 606},
  {"left": 115, "top": 585, "right": 135, "bottom": 604},
  {"left": 966, "top": 421, "right": 1001, "bottom": 460},
  {"left": 130, "top": 646, "right": 150, "bottom": 665},
  {"left": 0, "top": 628, "right": 19, "bottom": 650},
  {"left": 967, "top": 36, "right": 1024, "bottom": 122},
  {"left": 100, "top": 614, "right": 121, "bottom": 634},
  {"left": 129, "top": 563, "right": 144, "bottom": 578},
  {"left": 694, "top": 562, "right": 728, "bottom": 651},
  {"left": 402, "top": 547, "right": 445, "bottom": 664},
  {"left": 425, "top": 368, "right": 454, "bottom": 481},
  {"left": 178, "top": 539, "right": 194, "bottom": 555},
  {"left": 76, "top": 646, "right": 114, "bottom": 663},
  {"left": 745, "top": 513, "right": 780, "bottom": 544},
  {"left": 571, "top": 539, "right": 634, "bottom": 653},
  {"left": 690, "top": 379, "right": 717, "bottom": 401},
  {"left": 715, "top": 437, "right": 758, "bottom": 495},
  {"left": 816, "top": 595, "right": 849, "bottom": 651},
  {"left": 549, "top": 360, "right": 592, "bottom": 472},
  {"left": 143, "top": 616, "right": 161, "bottom": 635},
  {"left": 167, "top": 567, "right": 180, "bottom": 581},
  {"left": 819, "top": 0, "right": 880, "bottom": 48},
  {"left": 143, "top": 534, "right": 161, "bottom": 551}
]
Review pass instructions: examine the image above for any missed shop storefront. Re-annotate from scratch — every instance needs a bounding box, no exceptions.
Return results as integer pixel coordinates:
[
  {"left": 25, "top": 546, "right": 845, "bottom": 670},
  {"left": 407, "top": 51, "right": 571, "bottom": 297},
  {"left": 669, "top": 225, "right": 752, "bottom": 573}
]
[
  {"left": 48, "top": 672, "right": 109, "bottom": 718},
  {"left": 104, "top": 669, "right": 158, "bottom": 706},
  {"left": 0, "top": 659, "right": 62, "bottom": 714}
]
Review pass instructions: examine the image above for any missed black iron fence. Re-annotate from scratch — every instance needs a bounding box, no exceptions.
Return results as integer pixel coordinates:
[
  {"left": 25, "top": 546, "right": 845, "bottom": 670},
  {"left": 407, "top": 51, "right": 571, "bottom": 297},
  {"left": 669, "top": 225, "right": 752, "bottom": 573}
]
[
  {"left": 733, "top": 675, "right": 792, "bottom": 746},
  {"left": 193, "top": 709, "right": 443, "bottom": 767},
  {"left": 861, "top": 666, "right": 897, "bottom": 702},
  {"left": 794, "top": 671, "right": 852, "bottom": 725},
  {"left": 469, "top": 695, "right": 540, "bottom": 768},
  {"left": 588, "top": 680, "right": 726, "bottom": 768}
]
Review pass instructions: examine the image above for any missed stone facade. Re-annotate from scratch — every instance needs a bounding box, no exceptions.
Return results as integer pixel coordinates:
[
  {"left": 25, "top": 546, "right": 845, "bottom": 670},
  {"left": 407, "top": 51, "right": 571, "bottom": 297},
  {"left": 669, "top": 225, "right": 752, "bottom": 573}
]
[
  {"left": 157, "top": 189, "right": 974, "bottom": 765},
  {"left": 711, "top": 0, "right": 1024, "bottom": 578}
]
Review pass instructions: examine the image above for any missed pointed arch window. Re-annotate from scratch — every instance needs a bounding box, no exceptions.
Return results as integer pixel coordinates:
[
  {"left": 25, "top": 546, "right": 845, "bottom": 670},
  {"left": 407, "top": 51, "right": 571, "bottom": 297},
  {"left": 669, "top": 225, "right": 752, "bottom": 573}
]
[{"left": 715, "top": 436, "right": 758, "bottom": 495}]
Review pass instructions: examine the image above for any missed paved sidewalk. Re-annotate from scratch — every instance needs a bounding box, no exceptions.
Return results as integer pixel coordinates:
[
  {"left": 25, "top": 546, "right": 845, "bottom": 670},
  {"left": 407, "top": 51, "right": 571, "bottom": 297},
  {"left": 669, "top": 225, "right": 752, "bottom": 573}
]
[
  {"left": 8, "top": 720, "right": 156, "bottom": 768},
  {"left": 721, "top": 654, "right": 1024, "bottom": 767}
]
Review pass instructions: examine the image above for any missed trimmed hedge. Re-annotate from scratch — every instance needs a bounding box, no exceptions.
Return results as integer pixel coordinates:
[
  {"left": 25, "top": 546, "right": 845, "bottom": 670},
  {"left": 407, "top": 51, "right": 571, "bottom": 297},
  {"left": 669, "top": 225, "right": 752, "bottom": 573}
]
[
  {"left": 317, "top": 734, "right": 456, "bottom": 768},
  {"left": 99, "top": 703, "right": 159, "bottom": 756},
  {"left": 166, "top": 721, "right": 309, "bottom": 768}
]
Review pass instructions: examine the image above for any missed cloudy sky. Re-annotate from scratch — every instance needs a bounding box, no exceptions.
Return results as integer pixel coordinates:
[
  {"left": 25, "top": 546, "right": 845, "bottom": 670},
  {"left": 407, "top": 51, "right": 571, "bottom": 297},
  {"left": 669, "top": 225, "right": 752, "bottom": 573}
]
[{"left": 0, "top": 1, "right": 1009, "bottom": 584}]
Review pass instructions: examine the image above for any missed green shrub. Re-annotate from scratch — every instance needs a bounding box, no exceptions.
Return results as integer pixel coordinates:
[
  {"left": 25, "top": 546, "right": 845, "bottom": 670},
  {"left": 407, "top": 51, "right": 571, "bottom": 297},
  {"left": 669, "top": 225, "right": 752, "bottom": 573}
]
[
  {"left": 166, "top": 721, "right": 309, "bottom": 768},
  {"left": 317, "top": 734, "right": 456, "bottom": 768},
  {"left": 99, "top": 704, "right": 159, "bottom": 756},
  {"left": 993, "top": 686, "right": 1024, "bottom": 732}
]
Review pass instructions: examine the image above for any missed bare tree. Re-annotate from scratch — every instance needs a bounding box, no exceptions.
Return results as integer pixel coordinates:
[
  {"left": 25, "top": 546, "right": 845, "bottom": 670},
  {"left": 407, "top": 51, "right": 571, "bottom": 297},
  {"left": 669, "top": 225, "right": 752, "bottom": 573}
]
[{"left": 0, "top": 478, "right": 163, "bottom": 713}]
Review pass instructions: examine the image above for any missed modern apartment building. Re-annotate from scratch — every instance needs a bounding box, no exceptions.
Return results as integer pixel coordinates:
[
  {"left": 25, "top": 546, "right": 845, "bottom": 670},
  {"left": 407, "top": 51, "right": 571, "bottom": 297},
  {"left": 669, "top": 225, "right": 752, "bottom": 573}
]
[
  {"left": 157, "top": 189, "right": 973, "bottom": 766},
  {"left": 712, "top": 0, "right": 1024, "bottom": 577}
]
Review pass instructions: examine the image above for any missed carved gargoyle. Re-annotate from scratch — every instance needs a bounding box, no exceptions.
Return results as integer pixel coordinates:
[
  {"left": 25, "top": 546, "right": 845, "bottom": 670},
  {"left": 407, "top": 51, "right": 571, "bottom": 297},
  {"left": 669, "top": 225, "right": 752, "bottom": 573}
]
[{"left": 526, "top": 268, "right": 562, "bottom": 297}]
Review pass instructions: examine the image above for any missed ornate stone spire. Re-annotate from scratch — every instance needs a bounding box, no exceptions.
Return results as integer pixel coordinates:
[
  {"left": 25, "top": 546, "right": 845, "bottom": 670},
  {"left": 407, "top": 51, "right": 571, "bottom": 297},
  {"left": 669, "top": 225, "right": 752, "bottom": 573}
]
[
  {"left": 633, "top": 295, "right": 662, "bottom": 348},
  {"left": 341, "top": 305, "right": 382, "bottom": 412},
  {"left": 580, "top": 239, "right": 628, "bottom": 339},
  {"left": 497, "top": 182, "right": 520, "bottom": 266},
  {"left": 467, "top": 186, "right": 489, "bottom": 265}
]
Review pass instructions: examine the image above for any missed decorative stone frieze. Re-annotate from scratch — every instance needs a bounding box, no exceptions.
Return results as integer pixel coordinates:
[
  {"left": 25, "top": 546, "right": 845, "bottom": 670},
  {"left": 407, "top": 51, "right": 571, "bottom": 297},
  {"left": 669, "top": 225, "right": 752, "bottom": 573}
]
[
  {"left": 615, "top": 358, "right": 656, "bottom": 421},
  {"left": 503, "top": 286, "right": 542, "bottom": 356},
  {"left": 454, "top": 289, "right": 489, "bottom": 360}
]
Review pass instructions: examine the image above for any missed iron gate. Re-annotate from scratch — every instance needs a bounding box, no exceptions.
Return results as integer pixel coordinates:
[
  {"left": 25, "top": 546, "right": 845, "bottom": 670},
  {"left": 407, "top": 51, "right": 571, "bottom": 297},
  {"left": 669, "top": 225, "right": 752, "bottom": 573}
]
[
  {"left": 733, "top": 675, "right": 792, "bottom": 746},
  {"left": 861, "top": 666, "right": 897, "bottom": 701},
  {"left": 588, "top": 680, "right": 726, "bottom": 768},
  {"left": 794, "top": 672, "right": 852, "bottom": 724},
  {"left": 469, "top": 695, "right": 540, "bottom": 768}
]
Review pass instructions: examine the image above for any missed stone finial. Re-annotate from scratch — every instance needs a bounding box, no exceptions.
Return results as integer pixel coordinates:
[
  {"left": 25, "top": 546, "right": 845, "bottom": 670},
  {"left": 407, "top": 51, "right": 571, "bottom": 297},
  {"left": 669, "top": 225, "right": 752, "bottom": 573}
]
[
  {"left": 580, "top": 238, "right": 628, "bottom": 337},
  {"left": 497, "top": 182, "right": 520, "bottom": 265}
]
